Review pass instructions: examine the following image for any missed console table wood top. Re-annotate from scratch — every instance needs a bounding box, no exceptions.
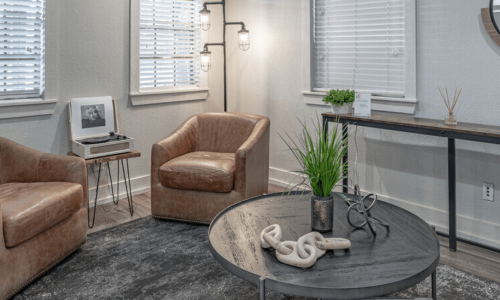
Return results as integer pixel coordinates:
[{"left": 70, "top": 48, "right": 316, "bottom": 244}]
[{"left": 322, "top": 112, "right": 500, "bottom": 144}]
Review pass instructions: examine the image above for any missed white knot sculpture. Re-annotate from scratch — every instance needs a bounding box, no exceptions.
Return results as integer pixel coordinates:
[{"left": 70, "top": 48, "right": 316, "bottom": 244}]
[{"left": 260, "top": 224, "right": 351, "bottom": 269}]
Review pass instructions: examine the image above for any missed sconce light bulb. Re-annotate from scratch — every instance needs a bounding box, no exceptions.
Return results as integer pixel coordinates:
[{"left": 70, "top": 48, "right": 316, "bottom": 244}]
[
  {"left": 200, "top": 50, "right": 212, "bottom": 72},
  {"left": 238, "top": 29, "right": 250, "bottom": 51},
  {"left": 200, "top": 9, "right": 211, "bottom": 31}
]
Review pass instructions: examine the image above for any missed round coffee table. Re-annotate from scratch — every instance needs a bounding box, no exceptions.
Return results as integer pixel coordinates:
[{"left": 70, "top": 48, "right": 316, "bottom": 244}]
[{"left": 208, "top": 192, "right": 439, "bottom": 300}]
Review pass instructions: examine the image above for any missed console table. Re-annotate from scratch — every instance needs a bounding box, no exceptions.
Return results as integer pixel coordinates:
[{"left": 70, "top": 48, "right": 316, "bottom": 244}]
[{"left": 323, "top": 111, "right": 500, "bottom": 252}]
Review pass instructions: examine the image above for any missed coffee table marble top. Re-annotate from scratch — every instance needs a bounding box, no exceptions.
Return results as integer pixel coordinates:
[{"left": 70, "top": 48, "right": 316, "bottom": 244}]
[{"left": 208, "top": 192, "right": 440, "bottom": 299}]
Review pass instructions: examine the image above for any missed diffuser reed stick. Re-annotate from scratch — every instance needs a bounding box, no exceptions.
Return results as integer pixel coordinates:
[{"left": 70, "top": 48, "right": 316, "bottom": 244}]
[{"left": 438, "top": 86, "right": 462, "bottom": 125}]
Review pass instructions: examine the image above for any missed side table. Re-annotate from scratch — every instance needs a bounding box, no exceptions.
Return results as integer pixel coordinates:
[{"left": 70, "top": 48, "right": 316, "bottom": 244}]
[{"left": 69, "top": 151, "right": 141, "bottom": 228}]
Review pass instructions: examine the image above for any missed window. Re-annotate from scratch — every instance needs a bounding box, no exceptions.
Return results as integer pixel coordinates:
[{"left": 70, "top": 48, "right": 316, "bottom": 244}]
[
  {"left": 130, "top": 0, "right": 208, "bottom": 105},
  {"left": 0, "top": 0, "right": 45, "bottom": 100},
  {"left": 303, "top": 0, "right": 416, "bottom": 113},
  {"left": 140, "top": 0, "right": 200, "bottom": 89}
]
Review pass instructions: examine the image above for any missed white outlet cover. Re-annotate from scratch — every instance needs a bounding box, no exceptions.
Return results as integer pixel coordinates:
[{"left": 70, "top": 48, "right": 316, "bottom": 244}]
[{"left": 483, "top": 182, "right": 494, "bottom": 202}]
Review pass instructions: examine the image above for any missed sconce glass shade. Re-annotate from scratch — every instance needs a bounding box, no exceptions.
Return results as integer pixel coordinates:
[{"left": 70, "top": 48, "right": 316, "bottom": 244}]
[
  {"left": 238, "top": 29, "right": 250, "bottom": 51},
  {"left": 200, "top": 9, "right": 211, "bottom": 31},
  {"left": 200, "top": 50, "right": 211, "bottom": 72}
]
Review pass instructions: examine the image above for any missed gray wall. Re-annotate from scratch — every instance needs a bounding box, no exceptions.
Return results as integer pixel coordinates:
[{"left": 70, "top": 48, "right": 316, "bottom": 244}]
[
  {"left": 222, "top": 0, "right": 500, "bottom": 248},
  {"left": 0, "top": 0, "right": 222, "bottom": 203},
  {"left": 1, "top": 0, "right": 500, "bottom": 248}
]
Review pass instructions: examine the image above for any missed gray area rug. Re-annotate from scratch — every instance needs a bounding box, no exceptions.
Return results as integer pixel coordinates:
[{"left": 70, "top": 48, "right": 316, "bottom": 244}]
[{"left": 13, "top": 217, "right": 500, "bottom": 300}]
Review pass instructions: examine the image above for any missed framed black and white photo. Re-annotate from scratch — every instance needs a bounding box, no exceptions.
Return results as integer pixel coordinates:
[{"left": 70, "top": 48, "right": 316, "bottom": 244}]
[
  {"left": 81, "top": 104, "right": 106, "bottom": 129},
  {"left": 70, "top": 96, "right": 115, "bottom": 139}
]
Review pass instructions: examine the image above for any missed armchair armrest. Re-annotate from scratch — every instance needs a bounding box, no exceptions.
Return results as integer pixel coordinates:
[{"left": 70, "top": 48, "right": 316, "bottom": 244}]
[
  {"left": 38, "top": 154, "right": 88, "bottom": 209},
  {"left": 234, "top": 117, "right": 270, "bottom": 196},
  {"left": 151, "top": 115, "right": 198, "bottom": 186}
]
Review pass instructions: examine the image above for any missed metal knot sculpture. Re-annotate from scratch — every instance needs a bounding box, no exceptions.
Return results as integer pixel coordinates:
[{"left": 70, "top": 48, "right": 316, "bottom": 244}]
[
  {"left": 260, "top": 224, "right": 351, "bottom": 269},
  {"left": 345, "top": 185, "right": 389, "bottom": 235}
]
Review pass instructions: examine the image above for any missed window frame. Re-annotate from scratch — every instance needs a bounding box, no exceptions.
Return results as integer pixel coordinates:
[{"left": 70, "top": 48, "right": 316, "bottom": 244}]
[
  {"left": 129, "top": 0, "right": 208, "bottom": 106},
  {"left": 302, "top": 0, "right": 417, "bottom": 114}
]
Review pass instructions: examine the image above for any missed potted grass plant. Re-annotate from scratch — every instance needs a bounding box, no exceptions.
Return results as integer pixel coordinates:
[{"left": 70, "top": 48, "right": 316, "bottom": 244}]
[
  {"left": 280, "top": 116, "right": 348, "bottom": 232},
  {"left": 322, "top": 89, "right": 355, "bottom": 115}
]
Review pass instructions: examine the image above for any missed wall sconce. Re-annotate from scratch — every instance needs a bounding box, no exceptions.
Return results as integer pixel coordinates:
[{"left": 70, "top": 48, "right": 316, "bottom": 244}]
[
  {"left": 200, "top": 49, "right": 211, "bottom": 72},
  {"left": 199, "top": 1, "right": 251, "bottom": 112},
  {"left": 200, "top": 8, "right": 211, "bottom": 31},
  {"left": 238, "top": 28, "right": 250, "bottom": 51}
]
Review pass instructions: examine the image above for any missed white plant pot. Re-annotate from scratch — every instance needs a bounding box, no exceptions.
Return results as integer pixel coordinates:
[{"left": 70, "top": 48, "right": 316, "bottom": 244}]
[{"left": 330, "top": 103, "right": 353, "bottom": 115}]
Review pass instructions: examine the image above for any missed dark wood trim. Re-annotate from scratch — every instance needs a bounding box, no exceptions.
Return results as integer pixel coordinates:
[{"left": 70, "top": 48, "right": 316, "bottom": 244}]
[{"left": 482, "top": 8, "right": 500, "bottom": 48}]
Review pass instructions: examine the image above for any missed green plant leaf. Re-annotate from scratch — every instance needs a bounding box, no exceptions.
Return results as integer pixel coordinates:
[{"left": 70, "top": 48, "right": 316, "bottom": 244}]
[{"left": 280, "top": 115, "right": 349, "bottom": 197}]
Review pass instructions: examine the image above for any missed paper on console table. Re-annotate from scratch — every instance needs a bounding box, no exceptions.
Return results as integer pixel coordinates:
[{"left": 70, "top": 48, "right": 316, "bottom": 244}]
[{"left": 354, "top": 93, "right": 371, "bottom": 117}]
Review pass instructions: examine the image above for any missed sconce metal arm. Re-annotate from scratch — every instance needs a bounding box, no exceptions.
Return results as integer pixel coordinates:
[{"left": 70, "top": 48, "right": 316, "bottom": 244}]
[
  {"left": 203, "top": 1, "right": 224, "bottom": 10},
  {"left": 203, "top": 43, "right": 224, "bottom": 51},
  {"left": 225, "top": 22, "right": 246, "bottom": 30}
]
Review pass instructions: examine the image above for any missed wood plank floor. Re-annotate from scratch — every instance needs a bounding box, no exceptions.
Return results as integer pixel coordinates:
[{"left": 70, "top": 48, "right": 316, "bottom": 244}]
[{"left": 88, "top": 184, "right": 500, "bottom": 285}]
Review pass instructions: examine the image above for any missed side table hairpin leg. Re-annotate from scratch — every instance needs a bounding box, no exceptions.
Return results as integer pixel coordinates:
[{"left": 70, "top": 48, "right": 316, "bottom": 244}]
[
  {"left": 106, "top": 162, "right": 118, "bottom": 205},
  {"left": 88, "top": 163, "right": 102, "bottom": 228},
  {"left": 103, "top": 159, "right": 134, "bottom": 217},
  {"left": 121, "top": 159, "right": 134, "bottom": 216}
]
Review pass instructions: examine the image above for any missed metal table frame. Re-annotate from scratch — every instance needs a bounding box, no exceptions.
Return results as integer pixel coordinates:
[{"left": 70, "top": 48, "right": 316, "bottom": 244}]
[
  {"left": 88, "top": 159, "right": 134, "bottom": 228},
  {"left": 258, "top": 273, "right": 436, "bottom": 300},
  {"left": 209, "top": 191, "right": 440, "bottom": 300},
  {"left": 323, "top": 113, "right": 500, "bottom": 253},
  {"left": 69, "top": 151, "right": 140, "bottom": 228}
]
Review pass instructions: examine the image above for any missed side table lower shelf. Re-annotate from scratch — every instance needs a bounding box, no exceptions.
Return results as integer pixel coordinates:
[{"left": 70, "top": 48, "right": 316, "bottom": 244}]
[{"left": 69, "top": 151, "right": 141, "bottom": 228}]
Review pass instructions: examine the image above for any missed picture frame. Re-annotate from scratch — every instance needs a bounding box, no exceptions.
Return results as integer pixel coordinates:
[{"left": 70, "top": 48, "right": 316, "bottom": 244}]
[{"left": 70, "top": 96, "right": 115, "bottom": 139}]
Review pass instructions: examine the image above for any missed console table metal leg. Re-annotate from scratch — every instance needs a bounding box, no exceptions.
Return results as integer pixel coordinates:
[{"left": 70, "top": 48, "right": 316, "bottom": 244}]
[
  {"left": 259, "top": 277, "right": 266, "bottom": 300},
  {"left": 88, "top": 163, "right": 102, "bottom": 228},
  {"left": 342, "top": 123, "right": 349, "bottom": 193},
  {"left": 323, "top": 116, "right": 329, "bottom": 141},
  {"left": 448, "top": 138, "right": 457, "bottom": 252},
  {"left": 432, "top": 270, "right": 437, "bottom": 300}
]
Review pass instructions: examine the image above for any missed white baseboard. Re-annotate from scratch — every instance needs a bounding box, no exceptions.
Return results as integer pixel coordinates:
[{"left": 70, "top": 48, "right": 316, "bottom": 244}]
[
  {"left": 269, "top": 166, "right": 500, "bottom": 249},
  {"left": 87, "top": 174, "right": 151, "bottom": 207}
]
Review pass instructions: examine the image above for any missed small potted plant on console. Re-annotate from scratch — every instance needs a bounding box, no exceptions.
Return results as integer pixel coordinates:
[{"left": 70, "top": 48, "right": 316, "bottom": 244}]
[
  {"left": 280, "top": 116, "right": 348, "bottom": 232},
  {"left": 322, "top": 89, "right": 355, "bottom": 115}
]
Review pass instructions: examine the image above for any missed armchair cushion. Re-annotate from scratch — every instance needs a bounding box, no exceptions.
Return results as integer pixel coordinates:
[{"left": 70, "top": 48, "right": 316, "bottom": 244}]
[
  {"left": 0, "top": 182, "right": 83, "bottom": 248},
  {"left": 159, "top": 151, "right": 235, "bottom": 193}
]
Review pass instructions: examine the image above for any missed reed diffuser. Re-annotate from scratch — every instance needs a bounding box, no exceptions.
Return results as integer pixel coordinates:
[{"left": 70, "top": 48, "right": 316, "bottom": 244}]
[{"left": 438, "top": 86, "right": 462, "bottom": 125}]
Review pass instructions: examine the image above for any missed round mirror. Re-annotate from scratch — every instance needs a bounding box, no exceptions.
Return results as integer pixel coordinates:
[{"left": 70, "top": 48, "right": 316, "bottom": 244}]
[{"left": 492, "top": 0, "right": 500, "bottom": 34}]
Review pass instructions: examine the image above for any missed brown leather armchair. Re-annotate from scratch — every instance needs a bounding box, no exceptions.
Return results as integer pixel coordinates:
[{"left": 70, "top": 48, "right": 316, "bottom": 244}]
[
  {"left": 151, "top": 112, "right": 270, "bottom": 224},
  {"left": 0, "top": 137, "right": 88, "bottom": 300}
]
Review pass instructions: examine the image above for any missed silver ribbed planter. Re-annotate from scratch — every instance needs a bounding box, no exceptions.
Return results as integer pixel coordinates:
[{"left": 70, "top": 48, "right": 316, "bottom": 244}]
[{"left": 311, "top": 194, "right": 334, "bottom": 232}]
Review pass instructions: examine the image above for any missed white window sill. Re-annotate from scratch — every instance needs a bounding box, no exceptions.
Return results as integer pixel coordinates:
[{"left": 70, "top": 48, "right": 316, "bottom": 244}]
[
  {"left": 0, "top": 98, "right": 57, "bottom": 120},
  {"left": 302, "top": 91, "right": 418, "bottom": 115},
  {"left": 130, "top": 88, "right": 209, "bottom": 106}
]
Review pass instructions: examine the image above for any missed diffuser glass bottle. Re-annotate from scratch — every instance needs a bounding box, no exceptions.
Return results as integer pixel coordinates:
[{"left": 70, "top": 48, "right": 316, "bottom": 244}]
[{"left": 439, "top": 86, "right": 462, "bottom": 126}]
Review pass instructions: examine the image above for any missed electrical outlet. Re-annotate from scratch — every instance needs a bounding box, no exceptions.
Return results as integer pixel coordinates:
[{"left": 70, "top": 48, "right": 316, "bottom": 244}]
[{"left": 483, "top": 182, "right": 494, "bottom": 202}]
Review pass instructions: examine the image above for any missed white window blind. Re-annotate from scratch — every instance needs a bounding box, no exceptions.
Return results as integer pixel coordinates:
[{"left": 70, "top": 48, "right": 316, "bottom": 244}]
[
  {"left": 139, "top": 0, "right": 201, "bottom": 90},
  {"left": 313, "top": 0, "right": 405, "bottom": 97},
  {"left": 0, "top": 0, "right": 44, "bottom": 100}
]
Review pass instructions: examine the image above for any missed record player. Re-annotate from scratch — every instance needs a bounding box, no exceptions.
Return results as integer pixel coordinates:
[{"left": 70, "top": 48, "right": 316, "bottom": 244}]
[{"left": 69, "top": 96, "right": 134, "bottom": 159}]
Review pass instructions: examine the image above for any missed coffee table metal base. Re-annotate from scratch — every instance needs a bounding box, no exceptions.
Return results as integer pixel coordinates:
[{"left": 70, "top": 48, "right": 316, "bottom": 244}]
[{"left": 259, "top": 271, "right": 437, "bottom": 300}]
